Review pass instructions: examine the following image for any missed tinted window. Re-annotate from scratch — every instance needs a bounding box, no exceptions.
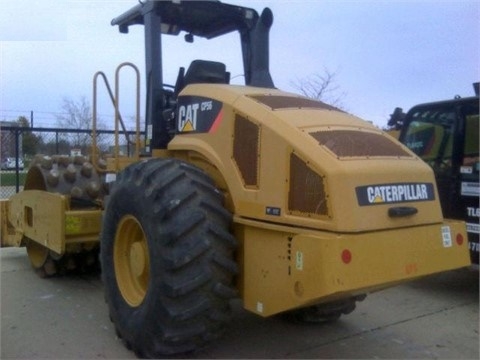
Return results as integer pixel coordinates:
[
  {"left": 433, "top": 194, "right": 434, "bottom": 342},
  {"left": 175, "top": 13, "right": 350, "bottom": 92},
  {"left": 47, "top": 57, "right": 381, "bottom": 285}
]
[{"left": 403, "top": 107, "right": 455, "bottom": 172}]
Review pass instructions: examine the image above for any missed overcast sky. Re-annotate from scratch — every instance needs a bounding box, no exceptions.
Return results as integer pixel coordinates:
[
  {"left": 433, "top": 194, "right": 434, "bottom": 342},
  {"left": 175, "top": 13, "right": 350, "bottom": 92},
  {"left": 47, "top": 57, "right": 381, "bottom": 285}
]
[{"left": 0, "top": 0, "right": 478, "bottom": 129}]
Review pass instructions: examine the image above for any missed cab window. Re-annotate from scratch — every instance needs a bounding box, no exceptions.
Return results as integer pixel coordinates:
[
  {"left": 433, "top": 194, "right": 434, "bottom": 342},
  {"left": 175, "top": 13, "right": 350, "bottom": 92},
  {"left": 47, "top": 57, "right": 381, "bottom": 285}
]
[
  {"left": 403, "top": 107, "right": 455, "bottom": 173},
  {"left": 463, "top": 113, "right": 479, "bottom": 169}
]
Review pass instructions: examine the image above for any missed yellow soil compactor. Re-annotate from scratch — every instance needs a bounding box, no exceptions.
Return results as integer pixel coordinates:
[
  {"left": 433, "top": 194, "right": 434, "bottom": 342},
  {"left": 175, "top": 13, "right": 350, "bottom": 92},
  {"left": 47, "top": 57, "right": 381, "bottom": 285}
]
[{"left": 0, "top": 1, "right": 470, "bottom": 357}]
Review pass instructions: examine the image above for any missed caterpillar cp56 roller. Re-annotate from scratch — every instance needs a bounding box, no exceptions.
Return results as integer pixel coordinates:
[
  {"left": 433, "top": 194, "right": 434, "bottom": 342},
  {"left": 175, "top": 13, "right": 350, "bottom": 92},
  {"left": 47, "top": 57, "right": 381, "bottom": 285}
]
[{"left": 0, "top": 1, "right": 471, "bottom": 357}]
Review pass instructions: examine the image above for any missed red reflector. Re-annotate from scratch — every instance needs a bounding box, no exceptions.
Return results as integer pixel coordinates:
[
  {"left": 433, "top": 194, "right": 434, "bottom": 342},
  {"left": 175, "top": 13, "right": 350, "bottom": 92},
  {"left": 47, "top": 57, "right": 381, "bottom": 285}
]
[
  {"left": 456, "top": 234, "right": 464, "bottom": 246},
  {"left": 341, "top": 249, "right": 352, "bottom": 264}
]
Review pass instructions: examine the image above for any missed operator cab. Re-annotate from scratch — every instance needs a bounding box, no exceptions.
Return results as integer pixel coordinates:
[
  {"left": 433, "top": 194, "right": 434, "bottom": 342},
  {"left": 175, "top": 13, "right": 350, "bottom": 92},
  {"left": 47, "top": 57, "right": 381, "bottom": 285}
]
[{"left": 112, "top": 0, "right": 274, "bottom": 150}]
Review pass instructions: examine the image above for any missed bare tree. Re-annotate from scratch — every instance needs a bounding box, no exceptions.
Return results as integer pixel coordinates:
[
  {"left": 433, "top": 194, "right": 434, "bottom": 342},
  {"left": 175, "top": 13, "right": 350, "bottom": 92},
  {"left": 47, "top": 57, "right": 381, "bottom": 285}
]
[
  {"left": 56, "top": 96, "right": 106, "bottom": 154},
  {"left": 291, "top": 68, "right": 347, "bottom": 110},
  {"left": 56, "top": 96, "right": 93, "bottom": 130}
]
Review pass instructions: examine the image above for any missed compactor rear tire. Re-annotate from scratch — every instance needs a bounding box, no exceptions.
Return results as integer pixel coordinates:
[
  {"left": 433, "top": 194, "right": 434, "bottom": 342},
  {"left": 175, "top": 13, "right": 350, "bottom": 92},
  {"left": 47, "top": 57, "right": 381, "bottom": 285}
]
[
  {"left": 282, "top": 296, "right": 365, "bottom": 323},
  {"left": 101, "top": 158, "right": 238, "bottom": 358}
]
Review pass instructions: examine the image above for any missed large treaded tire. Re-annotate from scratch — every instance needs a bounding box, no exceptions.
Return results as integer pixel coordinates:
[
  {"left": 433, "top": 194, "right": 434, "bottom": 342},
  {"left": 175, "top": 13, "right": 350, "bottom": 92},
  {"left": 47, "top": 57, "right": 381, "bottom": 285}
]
[{"left": 100, "top": 158, "right": 238, "bottom": 358}]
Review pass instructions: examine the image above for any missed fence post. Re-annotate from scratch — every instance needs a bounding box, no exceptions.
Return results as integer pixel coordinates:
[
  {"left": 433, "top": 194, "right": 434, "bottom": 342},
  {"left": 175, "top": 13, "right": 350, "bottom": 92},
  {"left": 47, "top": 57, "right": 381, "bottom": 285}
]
[{"left": 14, "top": 128, "right": 20, "bottom": 192}]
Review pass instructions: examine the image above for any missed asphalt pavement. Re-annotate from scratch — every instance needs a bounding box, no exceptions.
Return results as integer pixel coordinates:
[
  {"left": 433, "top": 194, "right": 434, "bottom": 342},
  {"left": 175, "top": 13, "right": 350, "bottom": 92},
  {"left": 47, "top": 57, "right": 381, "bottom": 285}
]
[{"left": 1, "top": 247, "right": 478, "bottom": 359}]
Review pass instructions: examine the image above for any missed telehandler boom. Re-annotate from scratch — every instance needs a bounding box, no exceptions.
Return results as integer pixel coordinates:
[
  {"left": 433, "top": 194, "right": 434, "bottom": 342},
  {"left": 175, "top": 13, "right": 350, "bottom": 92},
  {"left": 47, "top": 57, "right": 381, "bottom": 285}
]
[{"left": 0, "top": 1, "right": 470, "bottom": 357}]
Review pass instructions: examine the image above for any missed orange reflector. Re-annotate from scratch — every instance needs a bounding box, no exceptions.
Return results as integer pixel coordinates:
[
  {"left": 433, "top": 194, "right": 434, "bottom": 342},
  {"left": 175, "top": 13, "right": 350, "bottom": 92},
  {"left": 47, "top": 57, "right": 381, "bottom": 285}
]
[
  {"left": 456, "top": 233, "right": 464, "bottom": 246},
  {"left": 341, "top": 249, "right": 352, "bottom": 264}
]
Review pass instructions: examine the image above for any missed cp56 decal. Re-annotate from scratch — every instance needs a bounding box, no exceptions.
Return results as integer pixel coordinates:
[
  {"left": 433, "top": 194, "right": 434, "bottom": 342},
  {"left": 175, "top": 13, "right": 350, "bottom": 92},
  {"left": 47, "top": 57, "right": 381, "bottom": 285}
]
[
  {"left": 177, "top": 96, "right": 223, "bottom": 133},
  {"left": 356, "top": 182, "right": 435, "bottom": 206}
]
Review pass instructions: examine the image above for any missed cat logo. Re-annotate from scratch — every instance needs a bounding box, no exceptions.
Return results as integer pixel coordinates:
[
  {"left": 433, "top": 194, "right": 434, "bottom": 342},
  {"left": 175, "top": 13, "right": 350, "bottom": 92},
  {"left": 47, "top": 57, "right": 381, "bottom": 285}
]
[
  {"left": 176, "top": 96, "right": 223, "bottom": 134},
  {"left": 178, "top": 103, "right": 199, "bottom": 132}
]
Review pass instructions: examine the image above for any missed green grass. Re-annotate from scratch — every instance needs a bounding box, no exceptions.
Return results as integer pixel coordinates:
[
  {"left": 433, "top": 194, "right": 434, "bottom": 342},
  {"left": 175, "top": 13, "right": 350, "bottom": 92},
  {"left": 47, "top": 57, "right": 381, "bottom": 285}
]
[{"left": 0, "top": 172, "right": 27, "bottom": 186}]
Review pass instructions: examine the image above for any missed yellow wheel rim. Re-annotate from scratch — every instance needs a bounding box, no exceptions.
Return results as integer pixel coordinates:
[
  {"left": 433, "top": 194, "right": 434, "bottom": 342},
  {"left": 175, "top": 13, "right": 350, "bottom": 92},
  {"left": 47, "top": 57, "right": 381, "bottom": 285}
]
[
  {"left": 26, "top": 240, "right": 49, "bottom": 269},
  {"left": 114, "top": 215, "right": 150, "bottom": 307}
]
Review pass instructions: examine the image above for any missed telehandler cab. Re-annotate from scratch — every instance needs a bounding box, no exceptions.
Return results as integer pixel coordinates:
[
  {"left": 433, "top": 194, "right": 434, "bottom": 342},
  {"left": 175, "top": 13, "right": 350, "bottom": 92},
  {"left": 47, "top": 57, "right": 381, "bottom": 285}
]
[
  {"left": 388, "top": 83, "right": 479, "bottom": 266},
  {"left": 0, "top": 1, "right": 471, "bottom": 357}
]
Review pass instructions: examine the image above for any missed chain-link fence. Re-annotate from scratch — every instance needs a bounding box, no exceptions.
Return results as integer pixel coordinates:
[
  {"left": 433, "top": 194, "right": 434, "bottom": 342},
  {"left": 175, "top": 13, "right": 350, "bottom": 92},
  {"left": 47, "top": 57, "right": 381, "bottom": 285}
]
[{"left": 0, "top": 126, "right": 142, "bottom": 199}]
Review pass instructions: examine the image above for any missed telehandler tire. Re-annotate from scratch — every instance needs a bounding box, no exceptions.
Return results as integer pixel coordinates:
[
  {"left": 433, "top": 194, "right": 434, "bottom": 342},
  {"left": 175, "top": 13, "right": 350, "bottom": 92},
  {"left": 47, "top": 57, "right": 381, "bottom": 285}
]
[{"left": 101, "top": 158, "right": 238, "bottom": 358}]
